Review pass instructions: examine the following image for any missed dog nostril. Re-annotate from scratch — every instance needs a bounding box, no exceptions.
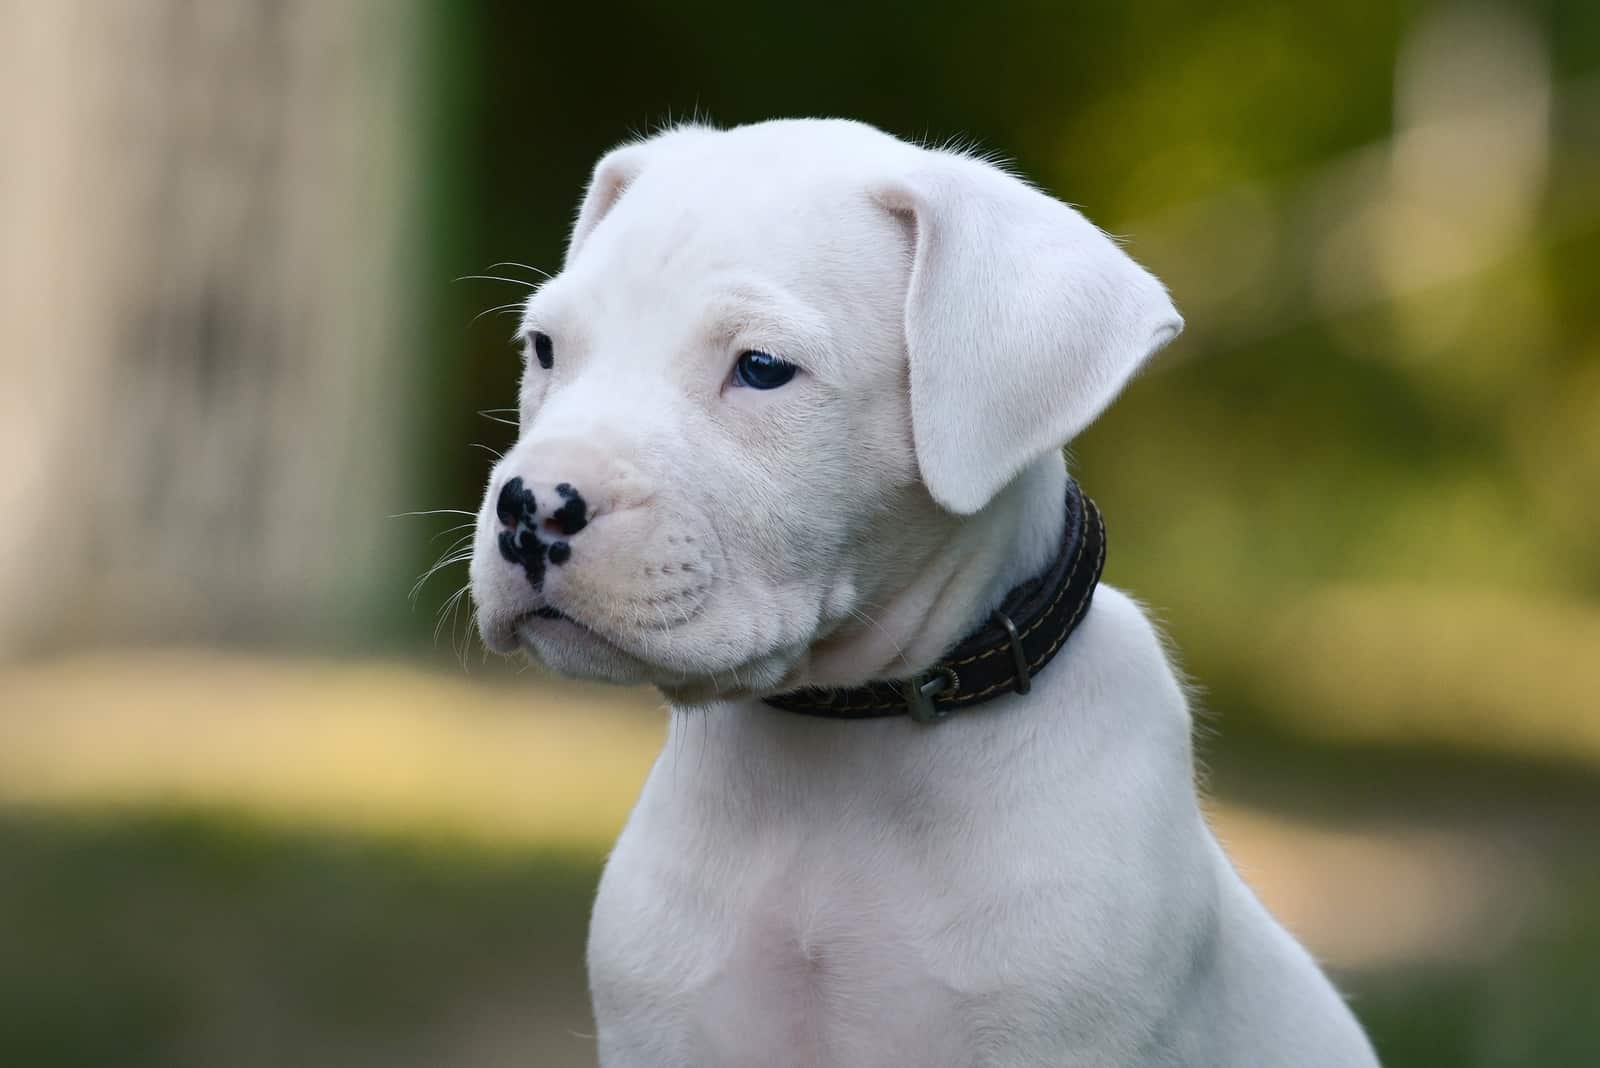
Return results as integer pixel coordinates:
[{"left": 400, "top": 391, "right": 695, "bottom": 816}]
[
  {"left": 551, "top": 482, "right": 589, "bottom": 535},
  {"left": 497, "top": 530, "right": 520, "bottom": 565},
  {"left": 498, "top": 526, "right": 548, "bottom": 589},
  {"left": 496, "top": 477, "right": 534, "bottom": 528}
]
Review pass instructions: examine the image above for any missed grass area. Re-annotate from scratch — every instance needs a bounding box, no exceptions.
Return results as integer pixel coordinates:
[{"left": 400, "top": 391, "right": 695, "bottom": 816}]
[{"left": 0, "top": 808, "right": 601, "bottom": 1068}]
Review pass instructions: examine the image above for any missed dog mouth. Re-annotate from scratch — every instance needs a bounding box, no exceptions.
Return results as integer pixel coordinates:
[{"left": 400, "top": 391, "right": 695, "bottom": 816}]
[
  {"left": 506, "top": 597, "right": 790, "bottom": 697},
  {"left": 511, "top": 602, "right": 637, "bottom": 657},
  {"left": 513, "top": 603, "right": 595, "bottom": 637}
]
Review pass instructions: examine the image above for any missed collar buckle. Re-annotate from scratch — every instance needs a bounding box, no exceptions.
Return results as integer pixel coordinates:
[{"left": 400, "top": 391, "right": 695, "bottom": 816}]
[
  {"left": 904, "top": 667, "right": 957, "bottom": 723},
  {"left": 993, "top": 611, "right": 1032, "bottom": 695}
]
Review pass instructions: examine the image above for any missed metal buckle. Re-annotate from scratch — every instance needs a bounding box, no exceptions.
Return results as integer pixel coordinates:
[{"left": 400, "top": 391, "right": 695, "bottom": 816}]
[
  {"left": 904, "top": 667, "right": 956, "bottom": 723},
  {"left": 993, "top": 611, "right": 1031, "bottom": 695}
]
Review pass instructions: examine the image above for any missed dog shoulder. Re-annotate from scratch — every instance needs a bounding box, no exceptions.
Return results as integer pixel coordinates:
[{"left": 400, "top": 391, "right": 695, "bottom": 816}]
[{"left": 1072, "top": 584, "right": 1192, "bottom": 723}]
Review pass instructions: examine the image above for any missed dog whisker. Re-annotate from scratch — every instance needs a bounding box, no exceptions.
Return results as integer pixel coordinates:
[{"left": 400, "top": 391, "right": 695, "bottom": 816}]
[
  {"left": 408, "top": 550, "right": 473, "bottom": 604},
  {"left": 453, "top": 273, "right": 538, "bottom": 288},
  {"left": 433, "top": 583, "right": 471, "bottom": 648},
  {"left": 388, "top": 508, "right": 475, "bottom": 520},
  {"left": 845, "top": 604, "right": 907, "bottom": 666},
  {"left": 426, "top": 524, "right": 476, "bottom": 546},
  {"left": 435, "top": 580, "right": 471, "bottom": 623},
  {"left": 451, "top": 589, "right": 480, "bottom": 669},
  {"left": 469, "top": 301, "right": 528, "bottom": 327},
  {"left": 483, "top": 260, "right": 552, "bottom": 281}
]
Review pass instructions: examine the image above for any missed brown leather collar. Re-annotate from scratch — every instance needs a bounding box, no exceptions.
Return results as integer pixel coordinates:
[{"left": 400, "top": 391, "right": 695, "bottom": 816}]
[{"left": 763, "top": 482, "right": 1106, "bottom": 723}]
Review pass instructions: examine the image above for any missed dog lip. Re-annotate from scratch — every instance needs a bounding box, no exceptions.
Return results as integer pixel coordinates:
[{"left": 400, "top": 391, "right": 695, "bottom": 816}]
[
  {"left": 513, "top": 604, "right": 639, "bottom": 664},
  {"left": 512, "top": 599, "right": 681, "bottom": 666},
  {"left": 513, "top": 601, "right": 607, "bottom": 641},
  {"left": 513, "top": 604, "right": 577, "bottom": 631},
  {"left": 507, "top": 595, "right": 796, "bottom": 695}
]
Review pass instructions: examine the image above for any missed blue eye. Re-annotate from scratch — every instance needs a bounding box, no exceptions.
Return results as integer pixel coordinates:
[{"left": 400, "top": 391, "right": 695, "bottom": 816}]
[{"left": 733, "top": 350, "right": 798, "bottom": 390}]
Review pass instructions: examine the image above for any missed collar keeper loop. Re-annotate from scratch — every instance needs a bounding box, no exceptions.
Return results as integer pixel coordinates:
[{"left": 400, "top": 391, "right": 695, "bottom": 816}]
[{"left": 993, "top": 611, "right": 1031, "bottom": 695}]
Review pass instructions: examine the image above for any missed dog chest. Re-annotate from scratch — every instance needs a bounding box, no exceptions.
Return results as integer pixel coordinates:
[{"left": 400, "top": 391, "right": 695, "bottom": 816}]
[{"left": 591, "top": 831, "right": 980, "bottom": 1066}]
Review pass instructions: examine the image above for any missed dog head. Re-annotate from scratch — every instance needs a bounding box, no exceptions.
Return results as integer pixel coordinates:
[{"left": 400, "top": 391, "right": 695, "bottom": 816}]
[{"left": 469, "top": 119, "right": 1179, "bottom": 702}]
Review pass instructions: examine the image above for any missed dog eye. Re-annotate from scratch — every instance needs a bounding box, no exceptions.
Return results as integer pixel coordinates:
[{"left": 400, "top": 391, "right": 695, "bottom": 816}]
[
  {"left": 530, "top": 331, "right": 554, "bottom": 369},
  {"left": 732, "top": 350, "right": 798, "bottom": 390}
]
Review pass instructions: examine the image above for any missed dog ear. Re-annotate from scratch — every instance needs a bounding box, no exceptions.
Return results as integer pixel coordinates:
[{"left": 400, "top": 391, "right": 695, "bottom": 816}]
[
  {"left": 567, "top": 142, "right": 652, "bottom": 264},
  {"left": 876, "top": 153, "right": 1182, "bottom": 515},
  {"left": 568, "top": 126, "right": 717, "bottom": 264}
]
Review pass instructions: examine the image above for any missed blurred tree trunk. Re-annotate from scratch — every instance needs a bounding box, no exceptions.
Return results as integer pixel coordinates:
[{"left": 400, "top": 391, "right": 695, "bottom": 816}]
[{"left": 0, "top": 0, "right": 424, "bottom": 654}]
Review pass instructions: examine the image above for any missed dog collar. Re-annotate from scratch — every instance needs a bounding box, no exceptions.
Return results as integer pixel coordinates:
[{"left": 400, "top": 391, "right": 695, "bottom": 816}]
[{"left": 763, "top": 481, "right": 1106, "bottom": 723}]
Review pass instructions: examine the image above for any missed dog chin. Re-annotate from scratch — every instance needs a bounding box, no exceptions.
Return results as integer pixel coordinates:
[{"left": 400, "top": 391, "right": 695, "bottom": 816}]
[{"left": 512, "top": 613, "right": 802, "bottom": 702}]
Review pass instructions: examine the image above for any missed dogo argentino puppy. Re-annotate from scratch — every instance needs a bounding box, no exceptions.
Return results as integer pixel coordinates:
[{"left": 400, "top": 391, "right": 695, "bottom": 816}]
[{"left": 469, "top": 118, "right": 1379, "bottom": 1067}]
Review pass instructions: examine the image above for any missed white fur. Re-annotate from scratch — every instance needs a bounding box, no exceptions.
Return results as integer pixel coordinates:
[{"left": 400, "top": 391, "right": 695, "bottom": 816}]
[{"left": 469, "top": 119, "right": 1379, "bottom": 1066}]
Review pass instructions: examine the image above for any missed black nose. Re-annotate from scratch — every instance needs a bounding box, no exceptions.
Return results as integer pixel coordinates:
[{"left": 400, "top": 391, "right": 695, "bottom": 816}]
[{"left": 493, "top": 476, "right": 587, "bottom": 588}]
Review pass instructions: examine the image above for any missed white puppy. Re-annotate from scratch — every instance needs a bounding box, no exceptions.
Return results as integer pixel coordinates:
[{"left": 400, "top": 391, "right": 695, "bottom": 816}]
[{"left": 470, "top": 119, "right": 1379, "bottom": 1067}]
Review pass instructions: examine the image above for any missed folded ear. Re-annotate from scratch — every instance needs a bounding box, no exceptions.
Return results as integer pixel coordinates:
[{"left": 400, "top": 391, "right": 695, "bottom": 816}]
[
  {"left": 876, "top": 153, "right": 1182, "bottom": 515},
  {"left": 566, "top": 142, "right": 653, "bottom": 265},
  {"left": 567, "top": 126, "right": 717, "bottom": 265}
]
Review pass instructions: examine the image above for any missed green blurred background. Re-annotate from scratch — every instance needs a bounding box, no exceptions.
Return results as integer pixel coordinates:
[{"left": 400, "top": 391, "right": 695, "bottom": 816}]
[{"left": 2, "top": 1, "right": 1597, "bottom": 1065}]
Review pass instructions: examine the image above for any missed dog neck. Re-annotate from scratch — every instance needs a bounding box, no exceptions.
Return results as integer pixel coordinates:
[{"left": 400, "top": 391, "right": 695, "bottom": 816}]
[
  {"left": 661, "top": 456, "right": 1089, "bottom": 797},
  {"left": 799, "top": 456, "right": 1069, "bottom": 689}
]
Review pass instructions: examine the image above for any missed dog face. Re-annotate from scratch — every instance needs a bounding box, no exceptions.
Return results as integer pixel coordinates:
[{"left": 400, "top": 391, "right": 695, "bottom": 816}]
[{"left": 469, "top": 120, "right": 1180, "bottom": 702}]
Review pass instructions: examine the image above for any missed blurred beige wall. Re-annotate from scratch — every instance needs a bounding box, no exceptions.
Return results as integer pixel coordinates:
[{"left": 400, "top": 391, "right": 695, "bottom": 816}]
[{"left": 0, "top": 0, "right": 422, "bottom": 655}]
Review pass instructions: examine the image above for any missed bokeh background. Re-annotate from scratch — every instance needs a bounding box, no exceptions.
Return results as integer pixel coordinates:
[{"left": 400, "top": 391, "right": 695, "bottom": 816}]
[{"left": 2, "top": 1, "right": 1598, "bottom": 1065}]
